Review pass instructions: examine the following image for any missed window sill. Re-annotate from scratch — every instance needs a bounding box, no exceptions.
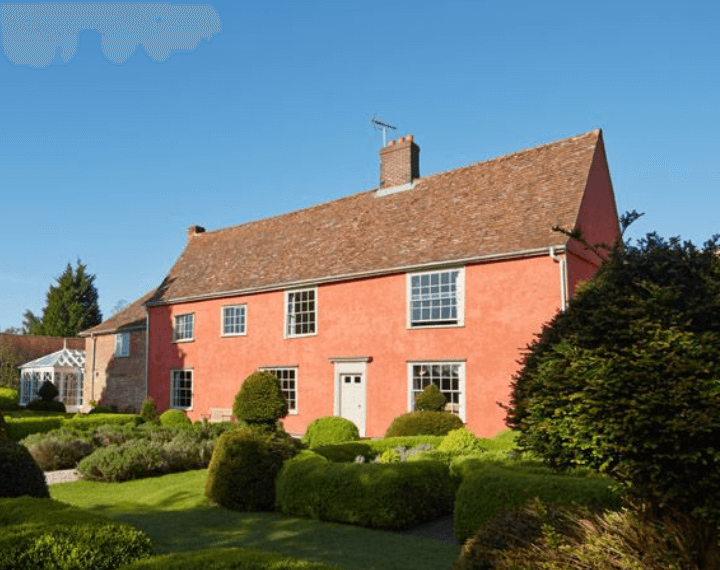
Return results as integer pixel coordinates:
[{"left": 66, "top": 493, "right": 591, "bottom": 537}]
[
  {"left": 172, "top": 338, "right": 195, "bottom": 343},
  {"left": 221, "top": 333, "right": 247, "bottom": 338},
  {"left": 284, "top": 332, "right": 318, "bottom": 340},
  {"left": 407, "top": 323, "right": 465, "bottom": 330}
]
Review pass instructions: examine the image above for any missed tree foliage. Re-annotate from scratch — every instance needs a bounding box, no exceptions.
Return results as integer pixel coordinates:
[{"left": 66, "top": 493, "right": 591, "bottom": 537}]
[
  {"left": 233, "top": 371, "right": 288, "bottom": 431},
  {"left": 507, "top": 230, "right": 720, "bottom": 529},
  {"left": 29, "top": 260, "right": 102, "bottom": 337}
]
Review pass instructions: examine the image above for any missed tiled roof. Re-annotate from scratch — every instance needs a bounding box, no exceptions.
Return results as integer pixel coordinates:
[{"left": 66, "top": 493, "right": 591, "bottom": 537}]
[
  {"left": 149, "top": 130, "right": 605, "bottom": 305},
  {"left": 80, "top": 290, "right": 154, "bottom": 335}
]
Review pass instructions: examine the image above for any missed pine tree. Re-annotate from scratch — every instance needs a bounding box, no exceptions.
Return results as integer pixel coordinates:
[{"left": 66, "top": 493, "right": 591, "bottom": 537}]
[{"left": 32, "top": 260, "right": 102, "bottom": 337}]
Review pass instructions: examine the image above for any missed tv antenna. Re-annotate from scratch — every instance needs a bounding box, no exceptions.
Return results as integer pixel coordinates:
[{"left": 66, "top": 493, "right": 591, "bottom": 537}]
[{"left": 371, "top": 116, "right": 397, "bottom": 146}]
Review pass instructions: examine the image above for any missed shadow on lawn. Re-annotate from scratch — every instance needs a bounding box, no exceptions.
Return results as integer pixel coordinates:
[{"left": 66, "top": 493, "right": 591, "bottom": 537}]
[{"left": 89, "top": 504, "right": 459, "bottom": 570}]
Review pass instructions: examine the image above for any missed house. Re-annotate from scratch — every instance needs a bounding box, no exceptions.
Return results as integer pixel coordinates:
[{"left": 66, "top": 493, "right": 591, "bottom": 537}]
[
  {"left": 79, "top": 291, "right": 154, "bottom": 413},
  {"left": 145, "top": 130, "right": 620, "bottom": 438}
]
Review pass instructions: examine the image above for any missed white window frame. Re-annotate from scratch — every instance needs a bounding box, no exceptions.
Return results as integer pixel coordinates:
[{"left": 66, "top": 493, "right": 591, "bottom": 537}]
[
  {"left": 284, "top": 287, "right": 318, "bottom": 338},
  {"left": 115, "top": 332, "right": 130, "bottom": 357},
  {"left": 173, "top": 313, "right": 194, "bottom": 342},
  {"left": 407, "top": 361, "right": 466, "bottom": 421},
  {"left": 171, "top": 369, "right": 193, "bottom": 410},
  {"left": 261, "top": 366, "right": 298, "bottom": 414},
  {"left": 221, "top": 304, "right": 247, "bottom": 337},
  {"left": 407, "top": 267, "right": 465, "bottom": 329}
]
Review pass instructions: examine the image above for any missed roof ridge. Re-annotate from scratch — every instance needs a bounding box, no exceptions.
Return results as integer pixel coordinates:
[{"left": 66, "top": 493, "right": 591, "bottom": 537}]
[
  {"left": 420, "top": 129, "right": 601, "bottom": 183},
  {"left": 194, "top": 129, "right": 601, "bottom": 237}
]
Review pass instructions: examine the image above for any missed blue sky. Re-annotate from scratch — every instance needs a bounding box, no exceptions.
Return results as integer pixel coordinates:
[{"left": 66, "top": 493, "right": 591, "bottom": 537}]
[{"left": 0, "top": 1, "right": 718, "bottom": 330}]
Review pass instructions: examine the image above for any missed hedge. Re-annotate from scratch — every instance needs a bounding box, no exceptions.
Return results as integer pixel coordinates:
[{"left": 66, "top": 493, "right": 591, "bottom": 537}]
[
  {"left": 276, "top": 456, "right": 456, "bottom": 529},
  {"left": 0, "top": 497, "right": 152, "bottom": 570},
  {"left": 4, "top": 416, "right": 65, "bottom": 441},
  {"left": 384, "top": 411, "right": 464, "bottom": 437},
  {"left": 453, "top": 463, "right": 622, "bottom": 542},
  {"left": 118, "top": 547, "right": 344, "bottom": 570},
  {"left": 311, "top": 436, "right": 445, "bottom": 463},
  {"left": 66, "top": 413, "right": 140, "bottom": 430}
]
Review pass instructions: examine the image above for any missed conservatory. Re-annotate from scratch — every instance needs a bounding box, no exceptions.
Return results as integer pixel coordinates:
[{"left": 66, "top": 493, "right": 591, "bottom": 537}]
[{"left": 19, "top": 347, "right": 86, "bottom": 412}]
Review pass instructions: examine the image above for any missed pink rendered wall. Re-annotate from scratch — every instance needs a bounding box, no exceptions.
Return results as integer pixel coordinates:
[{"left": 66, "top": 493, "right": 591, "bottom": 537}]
[
  {"left": 567, "top": 136, "right": 621, "bottom": 297},
  {"left": 147, "top": 254, "right": 565, "bottom": 438}
]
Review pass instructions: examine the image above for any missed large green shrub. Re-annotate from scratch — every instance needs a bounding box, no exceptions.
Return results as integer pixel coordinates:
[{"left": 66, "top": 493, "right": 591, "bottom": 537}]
[
  {"left": 507, "top": 231, "right": 720, "bottom": 547},
  {"left": 159, "top": 409, "right": 191, "bottom": 428},
  {"left": 384, "top": 410, "right": 464, "bottom": 437},
  {"left": 0, "top": 387, "right": 19, "bottom": 409},
  {"left": 37, "top": 379, "right": 59, "bottom": 402},
  {"left": 0, "top": 497, "right": 152, "bottom": 570},
  {"left": 302, "top": 416, "right": 359, "bottom": 448},
  {"left": 205, "top": 427, "right": 300, "bottom": 511},
  {"left": 0, "top": 438, "right": 49, "bottom": 498},
  {"left": 453, "top": 463, "right": 621, "bottom": 542},
  {"left": 233, "top": 371, "right": 288, "bottom": 431},
  {"left": 277, "top": 457, "right": 455, "bottom": 529}
]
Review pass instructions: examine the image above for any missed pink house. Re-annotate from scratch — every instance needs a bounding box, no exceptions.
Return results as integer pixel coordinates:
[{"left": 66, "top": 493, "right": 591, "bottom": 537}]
[{"left": 145, "top": 130, "right": 619, "bottom": 438}]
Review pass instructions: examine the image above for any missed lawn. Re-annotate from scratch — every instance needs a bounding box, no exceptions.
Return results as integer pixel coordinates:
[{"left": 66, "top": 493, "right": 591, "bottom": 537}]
[{"left": 51, "top": 469, "right": 460, "bottom": 570}]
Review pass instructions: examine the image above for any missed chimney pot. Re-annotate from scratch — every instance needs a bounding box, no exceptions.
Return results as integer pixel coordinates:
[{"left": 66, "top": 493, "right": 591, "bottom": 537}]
[
  {"left": 406, "top": 134, "right": 413, "bottom": 143},
  {"left": 187, "top": 225, "right": 206, "bottom": 240},
  {"left": 397, "top": 136, "right": 405, "bottom": 144},
  {"left": 388, "top": 140, "right": 395, "bottom": 147}
]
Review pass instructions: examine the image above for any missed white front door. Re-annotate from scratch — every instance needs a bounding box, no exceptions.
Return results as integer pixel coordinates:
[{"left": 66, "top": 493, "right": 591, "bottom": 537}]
[{"left": 339, "top": 373, "right": 365, "bottom": 435}]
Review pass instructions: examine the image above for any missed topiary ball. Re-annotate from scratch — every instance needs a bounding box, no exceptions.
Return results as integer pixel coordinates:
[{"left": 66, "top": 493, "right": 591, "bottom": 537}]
[
  {"left": 301, "top": 416, "right": 360, "bottom": 448},
  {"left": 414, "top": 383, "right": 447, "bottom": 412},
  {"left": 384, "top": 411, "right": 464, "bottom": 438},
  {"left": 0, "top": 438, "right": 50, "bottom": 498},
  {"left": 205, "top": 427, "right": 299, "bottom": 511},
  {"left": 159, "top": 409, "right": 192, "bottom": 428},
  {"left": 233, "top": 371, "right": 288, "bottom": 430}
]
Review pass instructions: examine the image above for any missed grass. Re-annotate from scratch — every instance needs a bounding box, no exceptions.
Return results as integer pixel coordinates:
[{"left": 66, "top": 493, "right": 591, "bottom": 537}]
[{"left": 51, "top": 469, "right": 460, "bottom": 570}]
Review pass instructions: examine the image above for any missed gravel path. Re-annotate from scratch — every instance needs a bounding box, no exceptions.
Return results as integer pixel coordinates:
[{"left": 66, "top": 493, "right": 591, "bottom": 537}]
[{"left": 45, "top": 469, "right": 81, "bottom": 485}]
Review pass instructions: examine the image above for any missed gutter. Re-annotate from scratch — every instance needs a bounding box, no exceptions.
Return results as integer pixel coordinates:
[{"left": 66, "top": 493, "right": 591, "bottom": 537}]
[{"left": 549, "top": 246, "right": 568, "bottom": 312}]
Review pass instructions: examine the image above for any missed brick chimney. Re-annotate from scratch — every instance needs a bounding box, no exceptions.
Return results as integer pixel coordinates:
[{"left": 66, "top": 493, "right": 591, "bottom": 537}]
[
  {"left": 379, "top": 135, "right": 420, "bottom": 188},
  {"left": 187, "top": 225, "right": 206, "bottom": 240}
]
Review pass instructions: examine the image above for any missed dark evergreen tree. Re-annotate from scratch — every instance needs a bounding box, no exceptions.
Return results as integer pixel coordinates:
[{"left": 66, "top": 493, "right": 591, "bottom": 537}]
[{"left": 32, "top": 260, "right": 102, "bottom": 337}]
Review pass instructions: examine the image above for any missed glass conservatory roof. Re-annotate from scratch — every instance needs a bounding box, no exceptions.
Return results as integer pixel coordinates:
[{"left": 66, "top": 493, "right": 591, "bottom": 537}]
[{"left": 19, "top": 348, "right": 86, "bottom": 370}]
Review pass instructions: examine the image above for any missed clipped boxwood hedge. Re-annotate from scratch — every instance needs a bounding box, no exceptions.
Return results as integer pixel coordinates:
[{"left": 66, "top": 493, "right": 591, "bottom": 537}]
[
  {"left": 384, "top": 411, "right": 464, "bottom": 437},
  {"left": 302, "top": 416, "right": 359, "bottom": 448},
  {"left": 453, "top": 463, "right": 622, "bottom": 542},
  {"left": 276, "top": 456, "right": 456, "bottom": 529},
  {"left": 119, "top": 546, "right": 344, "bottom": 570},
  {"left": 5, "top": 413, "right": 139, "bottom": 441},
  {"left": 0, "top": 497, "right": 152, "bottom": 570},
  {"left": 4, "top": 416, "right": 65, "bottom": 441},
  {"left": 311, "top": 436, "right": 445, "bottom": 463}
]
